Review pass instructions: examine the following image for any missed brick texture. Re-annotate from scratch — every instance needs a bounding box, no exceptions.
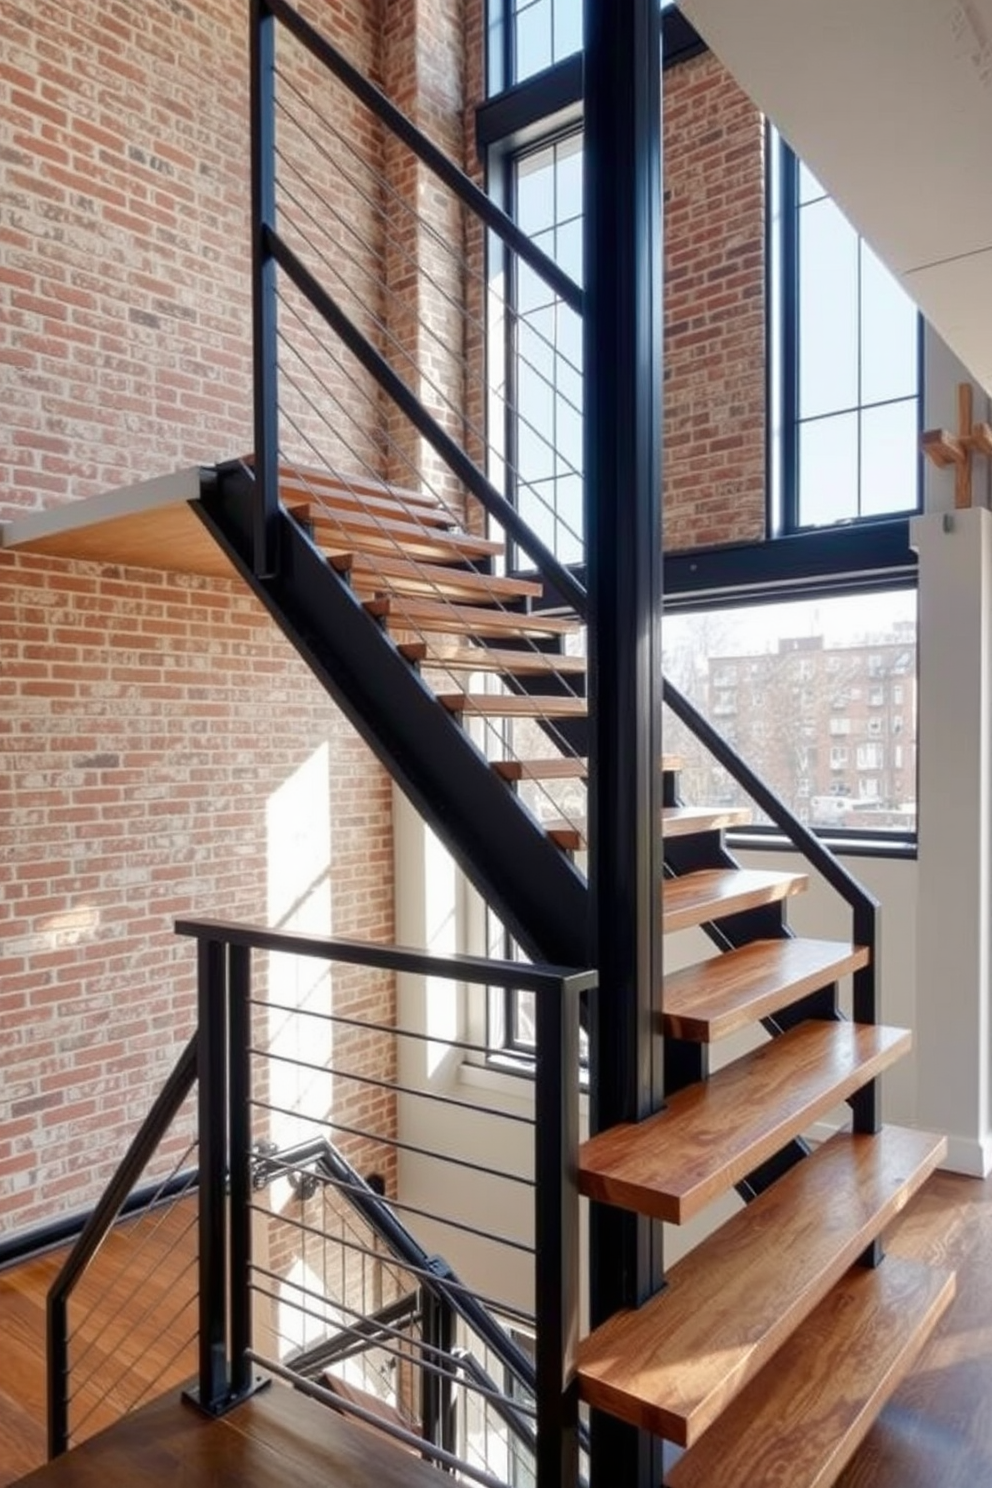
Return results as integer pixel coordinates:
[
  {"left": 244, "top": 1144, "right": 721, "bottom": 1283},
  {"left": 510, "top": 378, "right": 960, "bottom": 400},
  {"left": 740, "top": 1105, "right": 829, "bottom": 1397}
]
[{"left": 663, "top": 51, "right": 767, "bottom": 550}]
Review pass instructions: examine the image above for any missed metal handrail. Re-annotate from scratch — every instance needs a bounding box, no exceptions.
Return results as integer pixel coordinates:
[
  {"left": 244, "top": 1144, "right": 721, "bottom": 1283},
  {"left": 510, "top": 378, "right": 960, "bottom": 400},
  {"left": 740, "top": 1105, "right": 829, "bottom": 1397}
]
[
  {"left": 47, "top": 1033, "right": 198, "bottom": 1457},
  {"left": 663, "top": 675, "right": 879, "bottom": 1024},
  {"left": 262, "top": 0, "right": 582, "bottom": 317},
  {"left": 176, "top": 916, "right": 589, "bottom": 1488}
]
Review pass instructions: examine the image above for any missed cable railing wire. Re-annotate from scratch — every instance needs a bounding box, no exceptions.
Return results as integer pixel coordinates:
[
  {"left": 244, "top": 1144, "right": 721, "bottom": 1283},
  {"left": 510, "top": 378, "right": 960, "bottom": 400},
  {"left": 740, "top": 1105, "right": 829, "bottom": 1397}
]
[{"left": 273, "top": 313, "right": 590, "bottom": 831}]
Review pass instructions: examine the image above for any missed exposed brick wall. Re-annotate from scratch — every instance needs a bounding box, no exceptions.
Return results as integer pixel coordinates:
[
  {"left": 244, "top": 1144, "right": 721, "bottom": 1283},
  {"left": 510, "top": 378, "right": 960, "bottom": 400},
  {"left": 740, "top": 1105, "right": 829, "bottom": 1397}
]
[
  {"left": 0, "top": 0, "right": 402, "bottom": 1237},
  {"left": 0, "top": 550, "right": 395, "bottom": 1232},
  {"left": 663, "top": 51, "right": 767, "bottom": 551}
]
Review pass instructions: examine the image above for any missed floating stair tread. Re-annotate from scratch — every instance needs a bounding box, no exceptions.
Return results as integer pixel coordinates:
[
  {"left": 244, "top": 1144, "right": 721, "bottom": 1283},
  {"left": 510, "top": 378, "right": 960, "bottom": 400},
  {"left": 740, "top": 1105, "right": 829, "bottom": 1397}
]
[
  {"left": 662, "top": 867, "right": 808, "bottom": 934},
  {"left": 662, "top": 804, "right": 752, "bottom": 837},
  {"left": 578, "top": 1018, "right": 912, "bottom": 1223},
  {"left": 542, "top": 805, "right": 753, "bottom": 853},
  {"left": 274, "top": 460, "right": 446, "bottom": 510},
  {"left": 663, "top": 938, "right": 871, "bottom": 1042},
  {"left": 492, "top": 752, "right": 682, "bottom": 781},
  {"left": 308, "top": 509, "right": 504, "bottom": 562},
  {"left": 333, "top": 552, "right": 542, "bottom": 602},
  {"left": 437, "top": 693, "right": 586, "bottom": 719},
  {"left": 367, "top": 596, "right": 578, "bottom": 638},
  {"left": 400, "top": 642, "right": 586, "bottom": 675},
  {"left": 493, "top": 757, "right": 588, "bottom": 780},
  {"left": 577, "top": 1125, "right": 946, "bottom": 1447},
  {"left": 665, "top": 1254, "right": 955, "bottom": 1488}
]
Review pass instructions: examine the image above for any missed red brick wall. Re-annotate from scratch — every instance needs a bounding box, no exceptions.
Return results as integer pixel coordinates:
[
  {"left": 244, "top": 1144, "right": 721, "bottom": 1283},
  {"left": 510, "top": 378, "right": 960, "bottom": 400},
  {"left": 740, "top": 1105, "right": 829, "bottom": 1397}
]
[
  {"left": 663, "top": 51, "right": 767, "bottom": 551},
  {"left": 0, "top": 0, "right": 405, "bottom": 1236},
  {"left": 0, "top": 550, "right": 395, "bottom": 1232}
]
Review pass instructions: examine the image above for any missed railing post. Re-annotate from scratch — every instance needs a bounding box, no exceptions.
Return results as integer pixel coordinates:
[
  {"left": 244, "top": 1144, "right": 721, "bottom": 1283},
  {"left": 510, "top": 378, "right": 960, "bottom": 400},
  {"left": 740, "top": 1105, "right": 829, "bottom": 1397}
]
[
  {"left": 420, "top": 1284, "right": 456, "bottom": 1463},
  {"left": 852, "top": 900, "right": 881, "bottom": 1135},
  {"left": 190, "top": 936, "right": 232, "bottom": 1412},
  {"left": 584, "top": 0, "right": 665, "bottom": 1483},
  {"left": 228, "top": 942, "right": 257, "bottom": 1396},
  {"left": 534, "top": 976, "right": 581, "bottom": 1488},
  {"left": 250, "top": 0, "right": 280, "bottom": 578}
]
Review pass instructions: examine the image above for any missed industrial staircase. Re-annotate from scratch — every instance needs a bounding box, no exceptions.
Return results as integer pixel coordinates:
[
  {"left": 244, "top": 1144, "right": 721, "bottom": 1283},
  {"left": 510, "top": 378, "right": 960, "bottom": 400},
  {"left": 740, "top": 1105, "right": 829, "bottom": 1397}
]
[
  {"left": 197, "top": 458, "right": 953, "bottom": 1488},
  {"left": 32, "top": 2, "right": 955, "bottom": 1482}
]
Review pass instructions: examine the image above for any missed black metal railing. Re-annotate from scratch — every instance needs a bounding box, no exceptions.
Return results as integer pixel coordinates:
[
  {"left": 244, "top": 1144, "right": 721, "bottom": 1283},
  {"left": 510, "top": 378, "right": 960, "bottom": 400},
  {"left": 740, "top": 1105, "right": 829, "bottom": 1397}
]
[
  {"left": 47, "top": 1035, "right": 200, "bottom": 1457},
  {"left": 663, "top": 675, "right": 881, "bottom": 1132},
  {"left": 174, "top": 915, "right": 590, "bottom": 1488},
  {"left": 249, "top": 0, "right": 587, "bottom": 616}
]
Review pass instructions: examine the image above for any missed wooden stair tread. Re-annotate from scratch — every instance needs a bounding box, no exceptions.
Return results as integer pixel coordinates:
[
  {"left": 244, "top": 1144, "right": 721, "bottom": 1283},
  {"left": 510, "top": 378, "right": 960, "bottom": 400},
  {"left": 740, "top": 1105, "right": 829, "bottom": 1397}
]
[
  {"left": 333, "top": 552, "right": 542, "bottom": 603},
  {"left": 578, "top": 1018, "right": 912, "bottom": 1223},
  {"left": 367, "top": 596, "right": 578, "bottom": 638},
  {"left": 437, "top": 693, "right": 586, "bottom": 718},
  {"left": 662, "top": 867, "right": 808, "bottom": 934},
  {"left": 664, "top": 937, "right": 871, "bottom": 1042},
  {"left": 493, "top": 757, "right": 588, "bottom": 780},
  {"left": 542, "top": 805, "right": 752, "bottom": 853},
  {"left": 577, "top": 1125, "right": 946, "bottom": 1446},
  {"left": 400, "top": 642, "right": 587, "bottom": 675},
  {"left": 665, "top": 1254, "right": 955, "bottom": 1488},
  {"left": 275, "top": 460, "right": 446, "bottom": 510},
  {"left": 492, "top": 752, "right": 681, "bottom": 781},
  {"left": 307, "top": 509, "right": 504, "bottom": 562}
]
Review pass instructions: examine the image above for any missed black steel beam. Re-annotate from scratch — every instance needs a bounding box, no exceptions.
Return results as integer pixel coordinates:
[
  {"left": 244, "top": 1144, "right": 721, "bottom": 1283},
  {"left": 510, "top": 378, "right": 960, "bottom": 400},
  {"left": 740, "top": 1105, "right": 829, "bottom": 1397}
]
[
  {"left": 583, "top": 1, "right": 665, "bottom": 1484},
  {"left": 195, "top": 489, "right": 589, "bottom": 972}
]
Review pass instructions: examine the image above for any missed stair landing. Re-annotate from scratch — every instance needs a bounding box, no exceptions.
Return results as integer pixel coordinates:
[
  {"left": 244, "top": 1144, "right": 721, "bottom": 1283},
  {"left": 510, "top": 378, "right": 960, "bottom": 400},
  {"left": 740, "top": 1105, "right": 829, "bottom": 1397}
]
[{"left": 11, "top": 1383, "right": 449, "bottom": 1488}]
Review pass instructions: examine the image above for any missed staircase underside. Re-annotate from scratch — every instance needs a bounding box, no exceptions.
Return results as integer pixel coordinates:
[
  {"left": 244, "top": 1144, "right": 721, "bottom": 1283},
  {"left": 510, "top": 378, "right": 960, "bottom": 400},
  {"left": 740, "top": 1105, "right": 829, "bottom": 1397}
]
[{"left": 0, "top": 468, "right": 242, "bottom": 578}]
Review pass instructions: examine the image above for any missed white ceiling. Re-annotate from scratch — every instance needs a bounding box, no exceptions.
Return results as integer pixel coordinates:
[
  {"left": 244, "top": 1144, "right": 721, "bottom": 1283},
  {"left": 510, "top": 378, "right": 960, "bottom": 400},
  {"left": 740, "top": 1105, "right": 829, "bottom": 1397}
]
[{"left": 680, "top": 0, "right": 992, "bottom": 394}]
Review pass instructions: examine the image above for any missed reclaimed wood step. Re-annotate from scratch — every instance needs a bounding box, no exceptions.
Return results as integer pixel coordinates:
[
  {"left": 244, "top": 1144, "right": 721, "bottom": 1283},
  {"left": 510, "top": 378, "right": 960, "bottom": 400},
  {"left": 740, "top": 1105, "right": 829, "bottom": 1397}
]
[
  {"left": 665, "top": 1253, "right": 955, "bottom": 1488},
  {"left": 577, "top": 1125, "right": 946, "bottom": 1447},
  {"left": 491, "top": 752, "right": 682, "bottom": 781},
  {"left": 274, "top": 460, "right": 447, "bottom": 512},
  {"left": 399, "top": 642, "right": 586, "bottom": 675},
  {"left": 307, "top": 508, "right": 504, "bottom": 563},
  {"left": 367, "top": 596, "right": 579, "bottom": 639},
  {"left": 662, "top": 867, "right": 808, "bottom": 934},
  {"left": 437, "top": 693, "right": 586, "bottom": 719},
  {"left": 664, "top": 938, "right": 871, "bottom": 1042},
  {"left": 543, "top": 805, "right": 751, "bottom": 853},
  {"left": 492, "top": 757, "right": 588, "bottom": 780},
  {"left": 333, "top": 552, "right": 543, "bottom": 603},
  {"left": 578, "top": 1018, "right": 912, "bottom": 1223}
]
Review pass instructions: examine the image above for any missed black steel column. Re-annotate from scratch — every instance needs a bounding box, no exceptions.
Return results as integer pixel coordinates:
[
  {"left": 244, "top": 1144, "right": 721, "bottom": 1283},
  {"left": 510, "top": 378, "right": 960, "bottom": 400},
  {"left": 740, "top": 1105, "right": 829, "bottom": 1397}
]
[
  {"left": 228, "top": 943, "right": 255, "bottom": 1394},
  {"left": 584, "top": 1, "right": 665, "bottom": 1485}
]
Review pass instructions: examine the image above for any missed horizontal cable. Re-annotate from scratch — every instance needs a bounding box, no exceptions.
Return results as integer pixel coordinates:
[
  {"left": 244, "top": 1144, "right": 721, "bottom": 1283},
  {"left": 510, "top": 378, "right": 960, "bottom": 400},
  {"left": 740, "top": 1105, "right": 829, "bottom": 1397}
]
[
  {"left": 250, "top": 1268, "right": 535, "bottom": 1418},
  {"left": 249, "top": 1110, "right": 535, "bottom": 1243},
  {"left": 249, "top": 1055, "right": 536, "bottom": 1170},
  {"left": 247, "top": 1201, "right": 534, "bottom": 1325},
  {"left": 251, "top": 997, "right": 523, "bottom": 1072}
]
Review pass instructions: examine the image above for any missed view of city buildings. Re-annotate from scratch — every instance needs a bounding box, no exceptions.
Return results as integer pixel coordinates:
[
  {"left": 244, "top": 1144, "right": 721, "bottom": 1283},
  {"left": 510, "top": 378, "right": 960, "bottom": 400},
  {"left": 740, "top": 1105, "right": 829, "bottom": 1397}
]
[{"left": 664, "top": 601, "right": 918, "bottom": 834}]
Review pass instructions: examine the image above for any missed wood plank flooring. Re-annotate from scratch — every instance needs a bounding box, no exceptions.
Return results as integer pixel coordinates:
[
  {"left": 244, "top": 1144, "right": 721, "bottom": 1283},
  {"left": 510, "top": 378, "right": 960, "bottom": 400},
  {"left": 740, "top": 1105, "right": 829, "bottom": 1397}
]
[
  {"left": 1, "top": 1172, "right": 991, "bottom": 1488},
  {"left": 0, "top": 1199, "right": 198, "bottom": 1485}
]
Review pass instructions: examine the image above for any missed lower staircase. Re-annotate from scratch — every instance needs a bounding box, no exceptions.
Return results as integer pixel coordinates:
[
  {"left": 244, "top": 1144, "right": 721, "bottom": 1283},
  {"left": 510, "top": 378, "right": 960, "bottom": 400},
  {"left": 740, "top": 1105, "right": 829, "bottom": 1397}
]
[{"left": 196, "top": 459, "right": 954, "bottom": 1488}]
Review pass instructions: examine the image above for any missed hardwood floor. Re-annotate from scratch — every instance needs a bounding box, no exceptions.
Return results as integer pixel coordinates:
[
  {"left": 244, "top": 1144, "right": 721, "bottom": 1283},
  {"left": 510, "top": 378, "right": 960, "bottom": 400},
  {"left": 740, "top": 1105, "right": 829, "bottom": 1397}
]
[
  {"left": 1, "top": 1172, "right": 991, "bottom": 1487},
  {"left": 0, "top": 1199, "right": 198, "bottom": 1486}
]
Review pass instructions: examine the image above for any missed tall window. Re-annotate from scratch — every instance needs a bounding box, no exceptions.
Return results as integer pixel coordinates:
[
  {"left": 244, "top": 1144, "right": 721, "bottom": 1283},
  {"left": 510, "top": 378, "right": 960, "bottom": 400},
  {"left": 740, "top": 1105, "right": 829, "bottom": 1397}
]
[
  {"left": 772, "top": 139, "right": 922, "bottom": 531},
  {"left": 509, "top": 0, "right": 583, "bottom": 83},
  {"left": 511, "top": 134, "right": 584, "bottom": 564}
]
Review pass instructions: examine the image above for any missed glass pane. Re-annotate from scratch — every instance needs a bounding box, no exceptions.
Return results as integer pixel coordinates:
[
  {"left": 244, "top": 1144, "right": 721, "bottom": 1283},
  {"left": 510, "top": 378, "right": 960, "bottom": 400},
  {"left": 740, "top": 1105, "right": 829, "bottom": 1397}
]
[
  {"left": 860, "top": 241, "right": 918, "bottom": 405},
  {"left": 554, "top": 216, "right": 582, "bottom": 283},
  {"left": 798, "top": 197, "right": 859, "bottom": 418},
  {"left": 513, "top": 0, "right": 552, "bottom": 81},
  {"left": 555, "top": 136, "right": 583, "bottom": 228},
  {"left": 662, "top": 590, "right": 918, "bottom": 834},
  {"left": 798, "top": 411, "right": 858, "bottom": 527},
  {"left": 797, "top": 159, "right": 828, "bottom": 205},
  {"left": 554, "top": 473, "right": 583, "bottom": 564},
  {"left": 518, "top": 478, "right": 558, "bottom": 551},
  {"left": 516, "top": 150, "right": 556, "bottom": 237},
  {"left": 860, "top": 399, "right": 919, "bottom": 517},
  {"left": 552, "top": 0, "right": 582, "bottom": 63},
  {"left": 515, "top": 359, "right": 555, "bottom": 480}
]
